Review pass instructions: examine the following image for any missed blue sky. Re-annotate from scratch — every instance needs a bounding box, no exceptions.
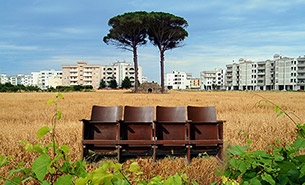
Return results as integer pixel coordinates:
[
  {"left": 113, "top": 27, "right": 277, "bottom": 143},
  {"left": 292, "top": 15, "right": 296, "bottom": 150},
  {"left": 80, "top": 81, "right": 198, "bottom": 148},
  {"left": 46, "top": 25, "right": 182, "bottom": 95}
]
[{"left": 1, "top": 0, "right": 305, "bottom": 81}]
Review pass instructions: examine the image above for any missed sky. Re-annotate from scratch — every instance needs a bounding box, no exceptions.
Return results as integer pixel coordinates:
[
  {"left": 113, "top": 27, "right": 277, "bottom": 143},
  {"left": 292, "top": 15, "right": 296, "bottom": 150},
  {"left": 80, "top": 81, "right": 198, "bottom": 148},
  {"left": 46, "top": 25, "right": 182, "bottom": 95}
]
[{"left": 1, "top": 0, "right": 305, "bottom": 81}]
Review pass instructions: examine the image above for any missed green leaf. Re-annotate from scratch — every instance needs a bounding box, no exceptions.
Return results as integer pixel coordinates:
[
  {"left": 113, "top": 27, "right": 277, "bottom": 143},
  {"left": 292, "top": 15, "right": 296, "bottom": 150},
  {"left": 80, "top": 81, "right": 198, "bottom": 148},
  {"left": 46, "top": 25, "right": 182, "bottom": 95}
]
[
  {"left": 18, "top": 161, "right": 25, "bottom": 167},
  {"left": 261, "top": 172, "right": 275, "bottom": 185},
  {"left": 60, "top": 145, "right": 69, "bottom": 153},
  {"left": 54, "top": 175, "right": 73, "bottom": 185},
  {"left": 274, "top": 106, "right": 280, "bottom": 112},
  {"left": 56, "top": 92, "right": 64, "bottom": 99},
  {"left": 8, "top": 168, "right": 26, "bottom": 177},
  {"left": 128, "top": 162, "right": 140, "bottom": 173},
  {"left": 292, "top": 138, "right": 305, "bottom": 150},
  {"left": 75, "top": 159, "right": 87, "bottom": 178},
  {"left": 300, "top": 165, "right": 305, "bottom": 178},
  {"left": 4, "top": 177, "right": 22, "bottom": 185},
  {"left": 41, "top": 181, "right": 51, "bottom": 185},
  {"left": 37, "top": 126, "right": 51, "bottom": 140},
  {"left": 249, "top": 178, "right": 262, "bottom": 185},
  {"left": 277, "top": 110, "right": 285, "bottom": 117},
  {"left": 32, "top": 154, "right": 51, "bottom": 182},
  {"left": 47, "top": 99, "right": 54, "bottom": 105},
  {"left": 48, "top": 167, "right": 56, "bottom": 174},
  {"left": 0, "top": 155, "right": 9, "bottom": 167},
  {"left": 111, "top": 162, "right": 123, "bottom": 171},
  {"left": 246, "top": 138, "right": 253, "bottom": 144},
  {"left": 75, "top": 177, "right": 88, "bottom": 185},
  {"left": 57, "top": 109, "right": 62, "bottom": 120}
]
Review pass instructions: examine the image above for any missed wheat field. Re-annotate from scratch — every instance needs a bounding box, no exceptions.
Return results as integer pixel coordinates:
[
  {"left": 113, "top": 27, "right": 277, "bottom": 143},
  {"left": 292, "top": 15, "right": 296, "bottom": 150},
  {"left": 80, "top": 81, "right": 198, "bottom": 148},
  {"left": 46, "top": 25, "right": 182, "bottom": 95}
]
[{"left": 0, "top": 90, "right": 304, "bottom": 184}]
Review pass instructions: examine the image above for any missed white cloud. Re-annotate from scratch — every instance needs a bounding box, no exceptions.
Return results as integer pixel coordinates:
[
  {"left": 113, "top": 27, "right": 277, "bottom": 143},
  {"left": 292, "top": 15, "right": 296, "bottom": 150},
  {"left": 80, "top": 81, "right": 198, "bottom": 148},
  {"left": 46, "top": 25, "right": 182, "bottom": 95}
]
[{"left": 0, "top": 44, "right": 37, "bottom": 51}]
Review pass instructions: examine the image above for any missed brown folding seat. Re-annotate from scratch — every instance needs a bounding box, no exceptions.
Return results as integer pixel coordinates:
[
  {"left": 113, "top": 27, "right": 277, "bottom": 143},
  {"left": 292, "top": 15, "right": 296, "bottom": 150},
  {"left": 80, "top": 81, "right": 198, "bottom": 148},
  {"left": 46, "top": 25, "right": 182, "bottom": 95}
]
[
  {"left": 187, "top": 106, "right": 224, "bottom": 162},
  {"left": 155, "top": 106, "right": 189, "bottom": 160},
  {"left": 120, "top": 106, "right": 155, "bottom": 162},
  {"left": 81, "top": 105, "right": 122, "bottom": 162}
]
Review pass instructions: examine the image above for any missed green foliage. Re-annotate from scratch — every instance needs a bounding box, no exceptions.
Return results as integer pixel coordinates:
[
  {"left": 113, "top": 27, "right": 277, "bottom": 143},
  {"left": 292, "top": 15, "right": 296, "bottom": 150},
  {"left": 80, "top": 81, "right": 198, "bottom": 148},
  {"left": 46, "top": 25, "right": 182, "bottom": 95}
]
[
  {"left": 53, "top": 85, "right": 93, "bottom": 92},
  {"left": 217, "top": 98, "right": 305, "bottom": 185},
  {"left": 0, "top": 83, "right": 40, "bottom": 92},
  {"left": 99, "top": 79, "right": 107, "bottom": 89},
  {"left": 109, "top": 76, "right": 118, "bottom": 89},
  {"left": 121, "top": 77, "right": 132, "bottom": 88}
]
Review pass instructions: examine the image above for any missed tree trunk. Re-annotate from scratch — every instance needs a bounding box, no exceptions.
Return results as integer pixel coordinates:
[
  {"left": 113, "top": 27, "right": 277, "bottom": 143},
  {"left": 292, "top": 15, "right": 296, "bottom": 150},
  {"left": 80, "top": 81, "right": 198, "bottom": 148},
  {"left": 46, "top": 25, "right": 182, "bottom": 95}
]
[
  {"left": 160, "top": 51, "right": 165, "bottom": 93},
  {"left": 133, "top": 46, "right": 138, "bottom": 93}
]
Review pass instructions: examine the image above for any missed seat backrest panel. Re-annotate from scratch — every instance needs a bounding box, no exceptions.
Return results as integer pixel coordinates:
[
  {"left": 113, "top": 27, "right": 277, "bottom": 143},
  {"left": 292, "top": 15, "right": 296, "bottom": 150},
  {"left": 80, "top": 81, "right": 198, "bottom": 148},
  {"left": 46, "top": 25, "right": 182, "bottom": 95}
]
[
  {"left": 91, "top": 106, "right": 123, "bottom": 122},
  {"left": 156, "top": 106, "right": 186, "bottom": 122},
  {"left": 187, "top": 106, "right": 217, "bottom": 123}
]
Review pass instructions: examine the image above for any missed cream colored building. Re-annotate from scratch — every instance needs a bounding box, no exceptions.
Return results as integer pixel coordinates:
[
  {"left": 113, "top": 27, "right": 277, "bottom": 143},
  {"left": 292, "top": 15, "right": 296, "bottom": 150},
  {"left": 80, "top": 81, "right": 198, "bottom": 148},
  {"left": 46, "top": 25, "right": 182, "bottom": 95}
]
[{"left": 62, "top": 62, "right": 101, "bottom": 89}]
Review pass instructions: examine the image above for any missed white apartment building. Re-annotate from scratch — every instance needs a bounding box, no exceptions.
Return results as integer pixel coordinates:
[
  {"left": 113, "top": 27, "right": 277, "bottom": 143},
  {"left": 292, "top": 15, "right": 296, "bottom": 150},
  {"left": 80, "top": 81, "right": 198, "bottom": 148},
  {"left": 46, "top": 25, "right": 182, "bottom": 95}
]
[
  {"left": 225, "top": 54, "right": 305, "bottom": 91},
  {"left": 142, "top": 76, "right": 148, "bottom": 84},
  {"left": 101, "top": 61, "right": 142, "bottom": 87},
  {"left": 31, "top": 70, "right": 62, "bottom": 89},
  {"left": 165, "top": 70, "right": 190, "bottom": 90},
  {"left": 0, "top": 74, "right": 9, "bottom": 84},
  {"left": 21, "top": 75, "right": 32, "bottom": 86},
  {"left": 201, "top": 68, "right": 225, "bottom": 90}
]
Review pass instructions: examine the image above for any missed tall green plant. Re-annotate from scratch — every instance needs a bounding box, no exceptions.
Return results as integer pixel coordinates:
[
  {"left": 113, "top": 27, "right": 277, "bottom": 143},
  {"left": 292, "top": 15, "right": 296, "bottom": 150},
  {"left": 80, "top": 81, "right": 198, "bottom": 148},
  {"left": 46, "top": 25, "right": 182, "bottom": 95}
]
[
  {"left": 215, "top": 98, "right": 305, "bottom": 185},
  {"left": 0, "top": 93, "right": 87, "bottom": 184}
]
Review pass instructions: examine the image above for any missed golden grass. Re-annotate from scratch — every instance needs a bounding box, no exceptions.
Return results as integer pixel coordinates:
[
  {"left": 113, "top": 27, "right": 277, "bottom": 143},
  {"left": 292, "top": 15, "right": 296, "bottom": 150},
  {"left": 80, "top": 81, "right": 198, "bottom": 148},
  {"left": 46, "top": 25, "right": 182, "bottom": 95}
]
[{"left": 0, "top": 90, "right": 304, "bottom": 184}]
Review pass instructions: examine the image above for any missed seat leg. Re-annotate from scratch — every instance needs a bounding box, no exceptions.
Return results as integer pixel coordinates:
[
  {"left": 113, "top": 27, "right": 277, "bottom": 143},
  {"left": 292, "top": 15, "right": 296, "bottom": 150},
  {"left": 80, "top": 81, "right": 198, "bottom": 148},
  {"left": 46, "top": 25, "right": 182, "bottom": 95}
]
[
  {"left": 117, "top": 145, "right": 122, "bottom": 163},
  {"left": 186, "top": 145, "right": 191, "bottom": 164},
  {"left": 82, "top": 144, "right": 87, "bottom": 160},
  {"left": 152, "top": 145, "right": 157, "bottom": 163},
  {"left": 217, "top": 145, "right": 224, "bottom": 161}
]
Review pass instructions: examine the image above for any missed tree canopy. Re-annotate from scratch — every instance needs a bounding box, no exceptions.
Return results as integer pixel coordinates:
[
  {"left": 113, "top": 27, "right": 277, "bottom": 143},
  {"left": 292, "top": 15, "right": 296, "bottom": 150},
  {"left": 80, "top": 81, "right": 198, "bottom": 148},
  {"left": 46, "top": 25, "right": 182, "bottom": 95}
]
[
  {"left": 103, "top": 11, "right": 148, "bottom": 93},
  {"left": 121, "top": 76, "right": 132, "bottom": 88},
  {"left": 103, "top": 11, "right": 188, "bottom": 93},
  {"left": 147, "top": 12, "right": 188, "bottom": 93}
]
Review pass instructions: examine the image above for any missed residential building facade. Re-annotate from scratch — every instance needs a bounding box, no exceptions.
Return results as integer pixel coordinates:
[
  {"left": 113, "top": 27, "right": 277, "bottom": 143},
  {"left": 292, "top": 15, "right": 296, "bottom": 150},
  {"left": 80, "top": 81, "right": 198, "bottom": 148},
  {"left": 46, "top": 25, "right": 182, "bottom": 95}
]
[
  {"left": 200, "top": 68, "right": 225, "bottom": 90},
  {"left": 224, "top": 54, "right": 305, "bottom": 91},
  {"left": 0, "top": 74, "right": 9, "bottom": 84},
  {"left": 101, "top": 61, "right": 142, "bottom": 87},
  {"left": 62, "top": 61, "right": 142, "bottom": 89},
  {"left": 62, "top": 62, "right": 101, "bottom": 89},
  {"left": 164, "top": 70, "right": 190, "bottom": 90}
]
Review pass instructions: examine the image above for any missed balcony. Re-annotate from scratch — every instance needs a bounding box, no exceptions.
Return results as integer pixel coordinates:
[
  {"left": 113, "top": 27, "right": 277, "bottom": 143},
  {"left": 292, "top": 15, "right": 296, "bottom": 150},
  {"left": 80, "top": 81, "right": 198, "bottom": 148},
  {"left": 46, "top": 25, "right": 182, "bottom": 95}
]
[
  {"left": 84, "top": 69, "right": 92, "bottom": 72},
  {"left": 298, "top": 68, "right": 305, "bottom": 73},
  {"left": 70, "top": 82, "right": 78, "bottom": 85},
  {"left": 257, "top": 65, "right": 265, "bottom": 69},
  {"left": 70, "top": 69, "right": 78, "bottom": 72},
  {"left": 298, "top": 75, "right": 305, "bottom": 80},
  {"left": 84, "top": 73, "right": 92, "bottom": 76},
  {"left": 70, "top": 73, "right": 78, "bottom": 77},
  {"left": 298, "top": 62, "right": 305, "bottom": 67},
  {"left": 84, "top": 78, "right": 92, "bottom": 81}
]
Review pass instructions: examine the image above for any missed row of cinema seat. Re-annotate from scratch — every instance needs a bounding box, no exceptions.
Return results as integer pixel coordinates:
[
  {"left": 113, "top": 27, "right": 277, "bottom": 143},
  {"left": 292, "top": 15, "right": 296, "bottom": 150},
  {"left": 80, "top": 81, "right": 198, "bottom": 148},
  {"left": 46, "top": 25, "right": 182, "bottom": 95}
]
[{"left": 81, "top": 106, "right": 225, "bottom": 164}]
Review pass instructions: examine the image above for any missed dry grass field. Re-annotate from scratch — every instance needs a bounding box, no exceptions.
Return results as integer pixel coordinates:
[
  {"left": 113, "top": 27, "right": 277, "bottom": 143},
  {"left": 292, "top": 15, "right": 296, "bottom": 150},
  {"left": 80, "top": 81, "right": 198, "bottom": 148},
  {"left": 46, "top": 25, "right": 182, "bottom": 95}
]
[{"left": 0, "top": 90, "right": 304, "bottom": 184}]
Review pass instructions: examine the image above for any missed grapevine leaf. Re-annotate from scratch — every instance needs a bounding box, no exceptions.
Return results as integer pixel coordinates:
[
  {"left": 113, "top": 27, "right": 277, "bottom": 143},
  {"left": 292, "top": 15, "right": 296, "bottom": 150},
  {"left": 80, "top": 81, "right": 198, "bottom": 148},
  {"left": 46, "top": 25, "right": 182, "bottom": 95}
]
[
  {"left": 274, "top": 106, "right": 280, "bottom": 113},
  {"left": 261, "top": 172, "right": 275, "bottom": 185},
  {"left": 128, "top": 162, "right": 140, "bottom": 173},
  {"left": 54, "top": 175, "right": 73, "bottom": 185},
  {"left": 47, "top": 99, "right": 54, "bottom": 105},
  {"left": 60, "top": 145, "right": 69, "bottom": 154},
  {"left": 57, "top": 109, "right": 62, "bottom": 120},
  {"left": 32, "top": 154, "right": 51, "bottom": 182},
  {"left": 37, "top": 126, "right": 51, "bottom": 140},
  {"left": 277, "top": 111, "right": 285, "bottom": 117}
]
